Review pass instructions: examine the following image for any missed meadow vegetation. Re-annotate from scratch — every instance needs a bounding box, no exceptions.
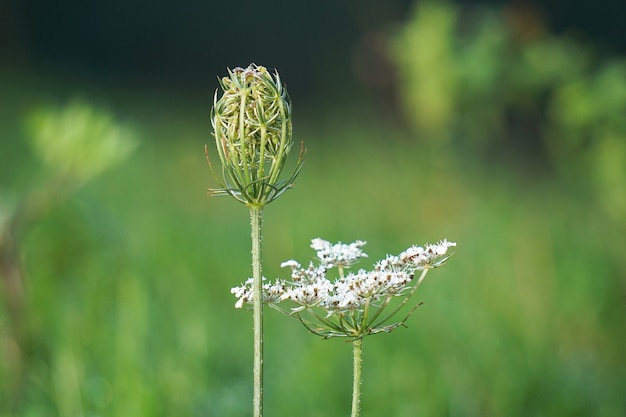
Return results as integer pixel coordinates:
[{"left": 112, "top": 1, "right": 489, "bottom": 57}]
[{"left": 1, "top": 2, "right": 625, "bottom": 416}]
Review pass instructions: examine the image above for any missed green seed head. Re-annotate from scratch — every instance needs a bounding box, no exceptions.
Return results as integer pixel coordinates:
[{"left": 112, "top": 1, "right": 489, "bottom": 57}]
[{"left": 209, "top": 64, "right": 304, "bottom": 206}]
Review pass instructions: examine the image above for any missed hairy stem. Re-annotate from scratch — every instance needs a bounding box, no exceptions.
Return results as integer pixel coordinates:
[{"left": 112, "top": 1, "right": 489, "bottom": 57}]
[
  {"left": 351, "top": 338, "right": 363, "bottom": 417},
  {"left": 249, "top": 205, "right": 264, "bottom": 417}
]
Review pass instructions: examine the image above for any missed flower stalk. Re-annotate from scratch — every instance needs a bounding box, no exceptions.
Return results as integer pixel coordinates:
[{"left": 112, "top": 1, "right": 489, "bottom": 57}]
[
  {"left": 352, "top": 338, "right": 363, "bottom": 417},
  {"left": 209, "top": 64, "right": 303, "bottom": 417},
  {"left": 250, "top": 205, "right": 264, "bottom": 416}
]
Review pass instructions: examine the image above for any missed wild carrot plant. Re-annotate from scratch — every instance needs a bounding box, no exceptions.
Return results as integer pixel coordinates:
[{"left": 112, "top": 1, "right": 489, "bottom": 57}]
[
  {"left": 207, "top": 64, "right": 304, "bottom": 417},
  {"left": 232, "top": 238, "right": 456, "bottom": 417}
]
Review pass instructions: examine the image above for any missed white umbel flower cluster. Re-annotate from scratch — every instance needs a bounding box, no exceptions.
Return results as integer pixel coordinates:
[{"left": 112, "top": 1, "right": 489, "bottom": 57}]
[
  {"left": 310, "top": 238, "right": 368, "bottom": 268},
  {"left": 230, "top": 277, "right": 286, "bottom": 309},
  {"left": 231, "top": 238, "right": 455, "bottom": 338},
  {"left": 319, "top": 269, "right": 413, "bottom": 311}
]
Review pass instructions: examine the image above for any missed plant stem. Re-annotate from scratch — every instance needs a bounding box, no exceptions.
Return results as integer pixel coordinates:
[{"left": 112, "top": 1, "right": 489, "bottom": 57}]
[
  {"left": 250, "top": 205, "right": 264, "bottom": 417},
  {"left": 351, "top": 338, "right": 363, "bottom": 417},
  {"left": 371, "top": 268, "right": 430, "bottom": 329}
]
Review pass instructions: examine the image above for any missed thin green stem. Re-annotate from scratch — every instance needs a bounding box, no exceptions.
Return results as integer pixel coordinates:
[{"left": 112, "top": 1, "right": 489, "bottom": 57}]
[
  {"left": 371, "top": 268, "right": 430, "bottom": 329},
  {"left": 351, "top": 338, "right": 363, "bottom": 417},
  {"left": 359, "top": 297, "right": 372, "bottom": 334},
  {"left": 249, "top": 205, "right": 264, "bottom": 417},
  {"left": 306, "top": 307, "right": 344, "bottom": 333},
  {"left": 363, "top": 294, "right": 393, "bottom": 330}
]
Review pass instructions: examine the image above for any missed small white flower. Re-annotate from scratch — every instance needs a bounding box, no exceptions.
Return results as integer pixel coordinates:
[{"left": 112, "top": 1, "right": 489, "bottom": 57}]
[
  {"left": 282, "top": 277, "right": 332, "bottom": 309},
  {"left": 264, "top": 279, "right": 287, "bottom": 304},
  {"left": 374, "top": 255, "right": 403, "bottom": 272},
  {"left": 310, "top": 238, "right": 368, "bottom": 268},
  {"left": 280, "top": 259, "right": 301, "bottom": 269},
  {"left": 336, "top": 290, "right": 362, "bottom": 310},
  {"left": 399, "top": 246, "right": 424, "bottom": 262},
  {"left": 231, "top": 277, "right": 288, "bottom": 308},
  {"left": 400, "top": 239, "right": 456, "bottom": 269},
  {"left": 283, "top": 262, "right": 327, "bottom": 283},
  {"left": 231, "top": 278, "right": 255, "bottom": 309},
  {"left": 428, "top": 239, "right": 456, "bottom": 255}
]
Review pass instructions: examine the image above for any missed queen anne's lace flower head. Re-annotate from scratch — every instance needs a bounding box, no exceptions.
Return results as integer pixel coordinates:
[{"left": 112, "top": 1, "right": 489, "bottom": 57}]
[
  {"left": 280, "top": 278, "right": 332, "bottom": 311},
  {"left": 281, "top": 261, "right": 327, "bottom": 283},
  {"left": 231, "top": 277, "right": 287, "bottom": 308},
  {"left": 400, "top": 239, "right": 456, "bottom": 269},
  {"left": 310, "top": 238, "right": 368, "bottom": 268},
  {"left": 231, "top": 238, "right": 456, "bottom": 339}
]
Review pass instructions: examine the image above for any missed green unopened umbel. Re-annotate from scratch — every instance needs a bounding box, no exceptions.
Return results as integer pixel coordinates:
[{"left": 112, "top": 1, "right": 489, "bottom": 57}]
[{"left": 209, "top": 64, "right": 303, "bottom": 207}]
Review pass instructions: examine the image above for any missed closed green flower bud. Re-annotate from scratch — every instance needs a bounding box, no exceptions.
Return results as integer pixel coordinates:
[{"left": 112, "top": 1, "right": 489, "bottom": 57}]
[{"left": 209, "top": 64, "right": 304, "bottom": 206}]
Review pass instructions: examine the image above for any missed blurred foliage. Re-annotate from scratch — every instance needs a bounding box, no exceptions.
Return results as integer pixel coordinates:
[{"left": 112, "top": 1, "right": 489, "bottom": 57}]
[
  {"left": 0, "top": 2, "right": 625, "bottom": 416},
  {"left": 392, "top": 1, "right": 626, "bottom": 226},
  {"left": 26, "top": 100, "right": 138, "bottom": 187},
  {"left": 1, "top": 100, "right": 138, "bottom": 231},
  {"left": 0, "top": 100, "right": 138, "bottom": 415},
  {"left": 0, "top": 93, "right": 624, "bottom": 416}
]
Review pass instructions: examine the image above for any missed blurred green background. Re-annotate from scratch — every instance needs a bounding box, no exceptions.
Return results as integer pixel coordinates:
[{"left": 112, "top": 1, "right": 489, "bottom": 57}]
[{"left": 1, "top": 0, "right": 625, "bottom": 416}]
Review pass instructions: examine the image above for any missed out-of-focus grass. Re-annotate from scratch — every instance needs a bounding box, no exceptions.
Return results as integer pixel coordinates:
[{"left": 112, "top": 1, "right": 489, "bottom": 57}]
[{"left": 1, "top": 81, "right": 625, "bottom": 416}]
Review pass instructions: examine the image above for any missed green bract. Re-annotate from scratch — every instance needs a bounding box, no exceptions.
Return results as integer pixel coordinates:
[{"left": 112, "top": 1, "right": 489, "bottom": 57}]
[{"left": 209, "top": 64, "right": 304, "bottom": 207}]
